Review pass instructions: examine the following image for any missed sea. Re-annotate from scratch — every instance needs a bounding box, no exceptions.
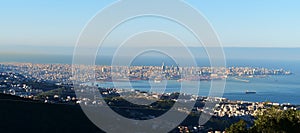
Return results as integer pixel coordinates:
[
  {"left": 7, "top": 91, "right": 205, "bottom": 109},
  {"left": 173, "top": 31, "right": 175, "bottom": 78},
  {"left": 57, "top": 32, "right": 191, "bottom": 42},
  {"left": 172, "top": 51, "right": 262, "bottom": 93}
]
[
  {"left": 1, "top": 47, "right": 300, "bottom": 104},
  {"left": 94, "top": 59, "right": 300, "bottom": 105}
]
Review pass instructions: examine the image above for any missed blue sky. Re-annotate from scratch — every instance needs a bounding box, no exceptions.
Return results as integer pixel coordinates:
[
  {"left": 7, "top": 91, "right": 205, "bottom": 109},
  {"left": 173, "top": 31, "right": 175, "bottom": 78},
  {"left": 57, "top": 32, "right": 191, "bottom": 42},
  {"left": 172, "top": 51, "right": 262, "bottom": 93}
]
[{"left": 0, "top": 0, "right": 300, "bottom": 48}]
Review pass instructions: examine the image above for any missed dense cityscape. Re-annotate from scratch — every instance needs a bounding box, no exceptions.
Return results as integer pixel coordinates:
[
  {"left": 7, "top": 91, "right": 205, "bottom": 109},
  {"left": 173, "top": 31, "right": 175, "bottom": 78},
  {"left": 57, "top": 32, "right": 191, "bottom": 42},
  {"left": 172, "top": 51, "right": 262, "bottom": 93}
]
[
  {"left": 0, "top": 62, "right": 291, "bottom": 84},
  {"left": 0, "top": 63, "right": 296, "bottom": 132}
]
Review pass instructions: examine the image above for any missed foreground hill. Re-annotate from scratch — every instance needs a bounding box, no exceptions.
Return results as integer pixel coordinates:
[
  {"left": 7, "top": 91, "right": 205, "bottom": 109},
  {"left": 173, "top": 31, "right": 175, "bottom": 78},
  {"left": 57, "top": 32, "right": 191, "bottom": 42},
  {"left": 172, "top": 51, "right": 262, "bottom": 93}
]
[
  {"left": 0, "top": 93, "right": 240, "bottom": 132},
  {"left": 0, "top": 93, "right": 103, "bottom": 133}
]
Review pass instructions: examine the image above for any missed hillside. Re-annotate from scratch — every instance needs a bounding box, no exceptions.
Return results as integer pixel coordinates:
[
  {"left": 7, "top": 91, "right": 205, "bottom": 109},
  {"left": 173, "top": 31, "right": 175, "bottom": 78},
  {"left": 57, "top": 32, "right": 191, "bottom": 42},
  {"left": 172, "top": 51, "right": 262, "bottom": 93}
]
[{"left": 0, "top": 93, "right": 103, "bottom": 133}]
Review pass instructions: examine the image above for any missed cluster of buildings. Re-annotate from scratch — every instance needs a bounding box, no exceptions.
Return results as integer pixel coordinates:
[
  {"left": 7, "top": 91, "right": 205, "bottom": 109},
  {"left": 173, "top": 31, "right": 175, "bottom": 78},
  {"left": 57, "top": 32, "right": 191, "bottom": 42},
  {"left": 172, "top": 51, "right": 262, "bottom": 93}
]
[
  {"left": 0, "top": 63, "right": 294, "bottom": 106},
  {"left": 72, "top": 85, "right": 298, "bottom": 117},
  {"left": 174, "top": 99, "right": 297, "bottom": 133},
  {"left": 176, "top": 125, "right": 205, "bottom": 133},
  {"left": 213, "top": 100, "right": 297, "bottom": 118},
  {"left": 0, "top": 62, "right": 297, "bottom": 133},
  {"left": 0, "top": 63, "right": 292, "bottom": 85},
  {"left": 0, "top": 63, "right": 73, "bottom": 84},
  {"left": 0, "top": 63, "right": 294, "bottom": 107},
  {"left": 0, "top": 70, "right": 43, "bottom": 98},
  {"left": 226, "top": 67, "right": 291, "bottom": 76}
]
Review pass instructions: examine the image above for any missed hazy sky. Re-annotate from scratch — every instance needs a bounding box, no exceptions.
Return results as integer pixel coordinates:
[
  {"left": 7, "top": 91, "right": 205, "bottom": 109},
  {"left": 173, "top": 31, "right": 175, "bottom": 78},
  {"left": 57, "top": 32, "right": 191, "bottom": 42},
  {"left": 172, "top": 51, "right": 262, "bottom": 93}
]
[{"left": 1, "top": 0, "right": 300, "bottom": 48}]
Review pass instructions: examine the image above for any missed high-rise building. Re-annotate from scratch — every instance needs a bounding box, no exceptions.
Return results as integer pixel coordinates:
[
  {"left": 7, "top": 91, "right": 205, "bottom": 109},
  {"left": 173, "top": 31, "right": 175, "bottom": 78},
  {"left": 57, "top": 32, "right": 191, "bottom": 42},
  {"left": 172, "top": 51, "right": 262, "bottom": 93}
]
[{"left": 162, "top": 62, "right": 166, "bottom": 71}]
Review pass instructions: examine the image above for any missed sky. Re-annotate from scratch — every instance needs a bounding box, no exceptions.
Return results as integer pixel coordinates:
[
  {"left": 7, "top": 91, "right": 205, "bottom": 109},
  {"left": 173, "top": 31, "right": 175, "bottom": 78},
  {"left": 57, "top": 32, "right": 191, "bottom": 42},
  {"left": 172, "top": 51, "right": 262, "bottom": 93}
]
[{"left": 0, "top": 0, "right": 300, "bottom": 49}]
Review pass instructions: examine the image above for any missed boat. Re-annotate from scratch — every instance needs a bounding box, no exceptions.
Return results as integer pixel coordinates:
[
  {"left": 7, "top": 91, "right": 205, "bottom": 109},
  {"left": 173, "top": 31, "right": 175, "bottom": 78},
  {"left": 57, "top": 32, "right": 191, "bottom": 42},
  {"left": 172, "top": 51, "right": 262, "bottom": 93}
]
[
  {"left": 154, "top": 77, "right": 162, "bottom": 83},
  {"left": 234, "top": 77, "right": 250, "bottom": 83},
  {"left": 177, "top": 79, "right": 184, "bottom": 82},
  {"left": 245, "top": 90, "right": 256, "bottom": 94}
]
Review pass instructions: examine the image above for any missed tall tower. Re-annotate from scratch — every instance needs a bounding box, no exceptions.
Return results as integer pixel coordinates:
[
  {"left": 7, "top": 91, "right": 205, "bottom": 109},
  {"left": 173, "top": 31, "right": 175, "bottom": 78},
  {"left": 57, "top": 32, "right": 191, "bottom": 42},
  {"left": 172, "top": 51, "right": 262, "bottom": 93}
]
[{"left": 162, "top": 62, "right": 166, "bottom": 72}]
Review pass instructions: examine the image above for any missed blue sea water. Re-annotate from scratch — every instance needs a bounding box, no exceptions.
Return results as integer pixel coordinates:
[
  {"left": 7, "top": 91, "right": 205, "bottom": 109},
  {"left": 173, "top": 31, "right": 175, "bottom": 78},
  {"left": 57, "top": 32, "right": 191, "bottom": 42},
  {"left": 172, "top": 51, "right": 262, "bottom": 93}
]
[
  {"left": 1, "top": 48, "right": 300, "bottom": 104},
  {"left": 95, "top": 74, "right": 300, "bottom": 105},
  {"left": 94, "top": 59, "right": 300, "bottom": 104}
]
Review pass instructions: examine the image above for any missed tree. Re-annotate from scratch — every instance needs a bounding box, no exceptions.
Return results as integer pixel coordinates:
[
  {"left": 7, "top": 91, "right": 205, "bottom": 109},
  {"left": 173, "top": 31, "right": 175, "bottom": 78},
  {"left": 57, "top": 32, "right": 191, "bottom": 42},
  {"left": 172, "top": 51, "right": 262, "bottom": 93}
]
[
  {"left": 250, "top": 108, "right": 300, "bottom": 133},
  {"left": 226, "top": 108, "right": 300, "bottom": 133},
  {"left": 225, "top": 120, "right": 247, "bottom": 133}
]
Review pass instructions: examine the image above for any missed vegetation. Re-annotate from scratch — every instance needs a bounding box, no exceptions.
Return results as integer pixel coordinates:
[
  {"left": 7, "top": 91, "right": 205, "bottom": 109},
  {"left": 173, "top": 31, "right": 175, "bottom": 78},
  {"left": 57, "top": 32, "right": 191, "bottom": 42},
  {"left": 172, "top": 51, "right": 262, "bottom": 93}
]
[
  {"left": 36, "top": 87, "right": 65, "bottom": 97},
  {"left": 251, "top": 108, "right": 300, "bottom": 133},
  {"left": 226, "top": 108, "right": 300, "bottom": 133},
  {"left": 104, "top": 96, "right": 176, "bottom": 120},
  {"left": 36, "top": 87, "right": 76, "bottom": 100},
  {"left": 225, "top": 120, "right": 247, "bottom": 133}
]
